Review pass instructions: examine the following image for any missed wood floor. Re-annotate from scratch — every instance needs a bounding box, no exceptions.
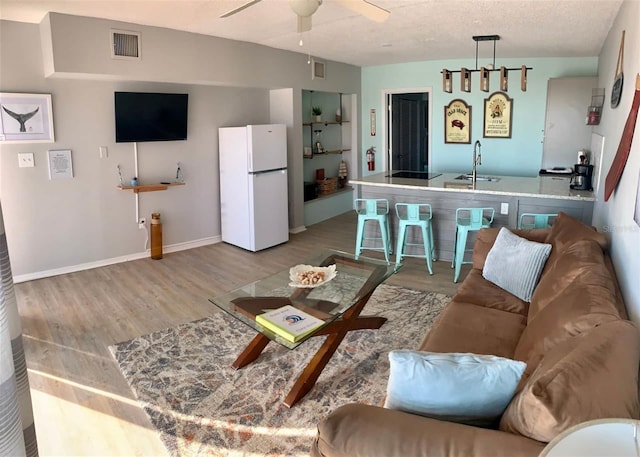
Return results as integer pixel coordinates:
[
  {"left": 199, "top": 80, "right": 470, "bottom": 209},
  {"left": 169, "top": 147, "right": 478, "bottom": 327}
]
[{"left": 15, "top": 211, "right": 467, "bottom": 456}]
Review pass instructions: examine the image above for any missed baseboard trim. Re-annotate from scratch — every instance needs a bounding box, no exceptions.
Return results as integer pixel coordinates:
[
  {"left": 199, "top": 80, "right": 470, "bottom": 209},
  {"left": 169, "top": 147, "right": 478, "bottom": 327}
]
[
  {"left": 13, "top": 236, "right": 221, "bottom": 283},
  {"left": 290, "top": 225, "right": 307, "bottom": 234}
]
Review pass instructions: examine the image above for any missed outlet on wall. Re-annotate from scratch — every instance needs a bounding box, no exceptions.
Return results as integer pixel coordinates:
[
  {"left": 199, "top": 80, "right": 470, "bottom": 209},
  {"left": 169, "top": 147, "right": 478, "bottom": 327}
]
[
  {"left": 500, "top": 202, "right": 509, "bottom": 215},
  {"left": 18, "top": 152, "right": 35, "bottom": 168},
  {"left": 138, "top": 218, "right": 146, "bottom": 229}
]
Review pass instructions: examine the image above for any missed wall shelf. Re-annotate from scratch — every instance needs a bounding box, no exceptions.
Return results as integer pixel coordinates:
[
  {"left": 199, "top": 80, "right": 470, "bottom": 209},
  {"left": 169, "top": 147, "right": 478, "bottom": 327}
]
[
  {"left": 117, "top": 182, "right": 185, "bottom": 193},
  {"left": 304, "top": 149, "right": 351, "bottom": 159},
  {"left": 303, "top": 120, "right": 350, "bottom": 127},
  {"left": 304, "top": 185, "right": 353, "bottom": 204}
]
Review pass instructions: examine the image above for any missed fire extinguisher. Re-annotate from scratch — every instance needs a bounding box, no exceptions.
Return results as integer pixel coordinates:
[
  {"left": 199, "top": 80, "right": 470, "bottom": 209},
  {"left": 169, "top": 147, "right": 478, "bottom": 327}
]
[{"left": 366, "top": 147, "right": 375, "bottom": 171}]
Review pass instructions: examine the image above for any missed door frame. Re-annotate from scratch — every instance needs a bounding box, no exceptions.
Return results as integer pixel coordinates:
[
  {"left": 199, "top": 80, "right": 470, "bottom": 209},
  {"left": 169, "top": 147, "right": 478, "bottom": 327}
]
[{"left": 381, "top": 87, "right": 432, "bottom": 172}]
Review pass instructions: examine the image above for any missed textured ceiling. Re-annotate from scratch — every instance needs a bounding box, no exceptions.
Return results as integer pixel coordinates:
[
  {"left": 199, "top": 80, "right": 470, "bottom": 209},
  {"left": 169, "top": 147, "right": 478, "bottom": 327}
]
[{"left": 0, "top": 0, "right": 624, "bottom": 67}]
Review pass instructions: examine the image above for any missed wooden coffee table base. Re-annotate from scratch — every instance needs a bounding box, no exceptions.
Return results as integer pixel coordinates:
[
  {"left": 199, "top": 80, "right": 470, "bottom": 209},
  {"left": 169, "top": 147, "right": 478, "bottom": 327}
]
[{"left": 231, "top": 290, "right": 385, "bottom": 407}]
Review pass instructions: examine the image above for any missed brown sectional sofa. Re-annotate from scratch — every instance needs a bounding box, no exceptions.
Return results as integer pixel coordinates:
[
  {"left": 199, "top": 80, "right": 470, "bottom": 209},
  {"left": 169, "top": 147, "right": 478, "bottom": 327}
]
[{"left": 311, "top": 212, "right": 640, "bottom": 457}]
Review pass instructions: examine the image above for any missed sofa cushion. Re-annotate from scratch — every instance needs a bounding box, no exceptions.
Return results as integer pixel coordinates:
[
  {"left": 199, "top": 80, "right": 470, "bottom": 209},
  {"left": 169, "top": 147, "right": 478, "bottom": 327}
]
[
  {"left": 312, "top": 403, "right": 547, "bottom": 457},
  {"left": 529, "top": 239, "right": 619, "bottom": 320},
  {"left": 472, "top": 227, "right": 550, "bottom": 271},
  {"left": 384, "top": 350, "right": 526, "bottom": 426},
  {"left": 453, "top": 269, "right": 528, "bottom": 316},
  {"left": 482, "top": 228, "right": 552, "bottom": 302},
  {"left": 545, "top": 211, "right": 608, "bottom": 249},
  {"left": 542, "top": 211, "right": 608, "bottom": 269},
  {"left": 514, "top": 240, "right": 621, "bottom": 379},
  {"left": 500, "top": 320, "right": 640, "bottom": 443},
  {"left": 420, "top": 301, "right": 526, "bottom": 359}
]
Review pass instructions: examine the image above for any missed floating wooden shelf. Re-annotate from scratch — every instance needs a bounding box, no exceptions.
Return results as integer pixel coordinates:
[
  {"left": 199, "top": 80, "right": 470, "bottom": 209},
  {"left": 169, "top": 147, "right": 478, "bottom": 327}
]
[
  {"left": 304, "top": 185, "right": 353, "bottom": 203},
  {"left": 117, "top": 182, "right": 185, "bottom": 193}
]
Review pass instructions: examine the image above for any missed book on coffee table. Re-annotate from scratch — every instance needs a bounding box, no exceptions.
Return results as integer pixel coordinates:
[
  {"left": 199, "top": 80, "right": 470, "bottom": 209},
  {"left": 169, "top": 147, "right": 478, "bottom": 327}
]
[{"left": 256, "top": 305, "right": 325, "bottom": 343}]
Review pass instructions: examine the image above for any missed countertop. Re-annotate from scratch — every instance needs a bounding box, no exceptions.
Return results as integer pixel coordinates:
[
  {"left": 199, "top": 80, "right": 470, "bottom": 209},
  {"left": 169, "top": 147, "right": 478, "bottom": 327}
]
[{"left": 349, "top": 171, "right": 596, "bottom": 201}]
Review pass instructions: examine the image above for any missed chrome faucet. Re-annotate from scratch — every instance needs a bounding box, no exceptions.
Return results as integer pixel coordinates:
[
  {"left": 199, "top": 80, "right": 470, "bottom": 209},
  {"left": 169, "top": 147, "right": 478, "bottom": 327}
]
[{"left": 472, "top": 140, "right": 482, "bottom": 188}]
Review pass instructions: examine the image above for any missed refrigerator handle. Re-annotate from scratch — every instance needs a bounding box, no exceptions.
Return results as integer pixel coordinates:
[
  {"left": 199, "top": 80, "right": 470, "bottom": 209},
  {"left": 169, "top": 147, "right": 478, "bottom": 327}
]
[{"left": 249, "top": 167, "right": 287, "bottom": 175}]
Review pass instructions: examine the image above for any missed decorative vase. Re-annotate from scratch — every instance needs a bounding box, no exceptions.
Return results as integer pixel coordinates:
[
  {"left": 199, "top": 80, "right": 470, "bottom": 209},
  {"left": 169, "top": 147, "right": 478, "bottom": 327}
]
[{"left": 338, "top": 160, "right": 348, "bottom": 188}]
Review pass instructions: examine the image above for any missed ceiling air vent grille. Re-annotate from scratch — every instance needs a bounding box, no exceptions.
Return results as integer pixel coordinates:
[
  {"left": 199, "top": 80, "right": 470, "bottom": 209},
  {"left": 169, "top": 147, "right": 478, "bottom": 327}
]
[{"left": 110, "top": 30, "right": 141, "bottom": 60}]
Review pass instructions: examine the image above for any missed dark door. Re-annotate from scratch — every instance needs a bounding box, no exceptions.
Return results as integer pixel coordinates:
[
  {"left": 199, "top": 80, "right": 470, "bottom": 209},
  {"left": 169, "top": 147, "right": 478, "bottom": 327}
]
[{"left": 389, "top": 93, "right": 429, "bottom": 171}]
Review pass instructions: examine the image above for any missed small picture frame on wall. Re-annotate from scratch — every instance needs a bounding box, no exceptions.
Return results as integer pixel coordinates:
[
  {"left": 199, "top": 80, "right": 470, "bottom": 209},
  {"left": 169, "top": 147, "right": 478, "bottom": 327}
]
[
  {"left": 370, "top": 109, "right": 376, "bottom": 136},
  {"left": 311, "top": 58, "right": 325, "bottom": 80},
  {"left": 0, "top": 93, "right": 55, "bottom": 143},
  {"left": 444, "top": 99, "right": 471, "bottom": 144},
  {"left": 47, "top": 149, "right": 73, "bottom": 180},
  {"left": 483, "top": 91, "right": 513, "bottom": 139}
]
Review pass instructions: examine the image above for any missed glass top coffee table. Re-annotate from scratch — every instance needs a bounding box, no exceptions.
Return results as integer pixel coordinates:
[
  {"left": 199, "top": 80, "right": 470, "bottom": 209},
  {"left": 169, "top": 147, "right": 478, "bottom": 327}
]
[{"left": 209, "top": 249, "right": 398, "bottom": 407}]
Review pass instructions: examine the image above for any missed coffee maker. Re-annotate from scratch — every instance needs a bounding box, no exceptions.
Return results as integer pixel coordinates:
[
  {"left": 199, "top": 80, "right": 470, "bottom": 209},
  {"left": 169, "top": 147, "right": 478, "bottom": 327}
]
[{"left": 570, "top": 164, "right": 594, "bottom": 191}]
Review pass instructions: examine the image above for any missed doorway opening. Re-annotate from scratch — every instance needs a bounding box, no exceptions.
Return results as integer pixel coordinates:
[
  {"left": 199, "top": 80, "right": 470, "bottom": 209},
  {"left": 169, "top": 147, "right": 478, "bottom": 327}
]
[{"left": 385, "top": 90, "right": 431, "bottom": 172}]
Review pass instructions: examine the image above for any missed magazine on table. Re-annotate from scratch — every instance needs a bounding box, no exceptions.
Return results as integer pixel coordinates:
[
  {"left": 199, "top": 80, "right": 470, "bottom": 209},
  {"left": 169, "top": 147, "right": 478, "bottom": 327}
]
[{"left": 256, "top": 305, "right": 325, "bottom": 342}]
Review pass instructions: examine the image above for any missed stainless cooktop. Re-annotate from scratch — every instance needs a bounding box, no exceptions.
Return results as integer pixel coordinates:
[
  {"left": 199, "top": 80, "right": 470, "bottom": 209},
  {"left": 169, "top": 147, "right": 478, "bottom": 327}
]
[{"left": 387, "top": 171, "right": 442, "bottom": 180}]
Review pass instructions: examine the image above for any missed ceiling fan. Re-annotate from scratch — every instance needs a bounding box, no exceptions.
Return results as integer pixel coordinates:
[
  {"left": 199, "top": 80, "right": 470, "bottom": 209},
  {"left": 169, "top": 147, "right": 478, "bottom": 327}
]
[{"left": 220, "top": 0, "right": 390, "bottom": 33}]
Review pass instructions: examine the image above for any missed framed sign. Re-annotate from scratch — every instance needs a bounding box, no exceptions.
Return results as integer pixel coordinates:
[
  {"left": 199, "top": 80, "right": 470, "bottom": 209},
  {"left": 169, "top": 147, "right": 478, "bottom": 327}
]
[
  {"left": 370, "top": 109, "right": 376, "bottom": 136},
  {"left": 483, "top": 92, "right": 512, "bottom": 138},
  {"left": 0, "top": 93, "right": 54, "bottom": 143},
  {"left": 47, "top": 149, "right": 73, "bottom": 180},
  {"left": 444, "top": 99, "right": 471, "bottom": 144}
]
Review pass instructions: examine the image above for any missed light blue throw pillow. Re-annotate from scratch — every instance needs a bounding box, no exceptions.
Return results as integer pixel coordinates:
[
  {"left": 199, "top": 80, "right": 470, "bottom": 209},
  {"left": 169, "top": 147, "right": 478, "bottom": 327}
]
[
  {"left": 482, "top": 227, "right": 552, "bottom": 302},
  {"left": 384, "top": 350, "right": 526, "bottom": 426}
]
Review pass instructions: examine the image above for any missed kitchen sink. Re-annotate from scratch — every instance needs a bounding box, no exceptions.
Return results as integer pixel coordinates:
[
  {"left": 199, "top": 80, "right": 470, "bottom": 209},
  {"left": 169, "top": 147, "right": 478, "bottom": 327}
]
[{"left": 454, "top": 174, "right": 501, "bottom": 182}]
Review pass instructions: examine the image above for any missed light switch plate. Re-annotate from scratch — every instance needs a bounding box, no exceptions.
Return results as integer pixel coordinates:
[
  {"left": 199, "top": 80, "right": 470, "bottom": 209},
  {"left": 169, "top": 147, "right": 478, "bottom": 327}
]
[
  {"left": 99, "top": 146, "right": 108, "bottom": 158},
  {"left": 18, "top": 152, "right": 35, "bottom": 168},
  {"left": 500, "top": 202, "right": 509, "bottom": 215}
]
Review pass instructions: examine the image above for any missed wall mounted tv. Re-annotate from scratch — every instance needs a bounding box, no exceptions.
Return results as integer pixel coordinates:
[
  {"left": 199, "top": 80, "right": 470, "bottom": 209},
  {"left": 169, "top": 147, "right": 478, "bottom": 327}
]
[{"left": 115, "top": 92, "right": 188, "bottom": 143}]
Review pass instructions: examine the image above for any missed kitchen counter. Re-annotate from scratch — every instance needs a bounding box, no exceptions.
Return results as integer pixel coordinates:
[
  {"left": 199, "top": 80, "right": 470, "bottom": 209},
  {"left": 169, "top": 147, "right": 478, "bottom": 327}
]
[
  {"left": 349, "top": 171, "right": 595, "bottom": 201},
  {"left": 350, "top": 171, "right": 595, "bottom": 262}
]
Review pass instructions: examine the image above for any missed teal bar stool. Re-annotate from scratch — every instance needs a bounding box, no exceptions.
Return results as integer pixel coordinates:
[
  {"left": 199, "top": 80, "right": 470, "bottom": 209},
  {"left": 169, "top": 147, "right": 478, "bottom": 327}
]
[
  {"left": 395, "top": 203, "right": 436, "bottom": 275},
  {"left": 354, "top": 199, "right": 392, "bottom": 262},
  {"left": 518, "top": 213, "right": 558, "bottom": 229},
  {"left": 452, "top": 207, "right": 495, "bottom": 283}
]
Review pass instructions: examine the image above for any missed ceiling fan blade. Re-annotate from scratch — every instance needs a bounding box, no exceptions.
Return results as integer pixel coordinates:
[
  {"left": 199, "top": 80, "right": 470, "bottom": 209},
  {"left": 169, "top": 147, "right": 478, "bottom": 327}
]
[
  {"left": 297, "top": 15, "right": 312, "bottom": 33},
  {"left": 337, "top": 0, "right": 390, "bottom": 23},
  {"left": 220, "top": 0, "right": 263, "bottom": 18}
]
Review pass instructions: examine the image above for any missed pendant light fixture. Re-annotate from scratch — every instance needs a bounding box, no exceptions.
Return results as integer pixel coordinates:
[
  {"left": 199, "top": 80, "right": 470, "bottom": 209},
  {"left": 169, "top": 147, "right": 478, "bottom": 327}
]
[{"left": 442, "top": 35, "right": 532, "bottom": 93}]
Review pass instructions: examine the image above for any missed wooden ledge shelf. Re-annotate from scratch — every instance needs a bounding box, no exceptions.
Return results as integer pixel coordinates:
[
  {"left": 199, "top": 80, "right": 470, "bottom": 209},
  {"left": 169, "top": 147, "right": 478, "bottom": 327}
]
[
  {"left": 117, "top": 182, "right": 185, "bottom": 193},
  {"left": 304, "top": 185, "right": 353, "bottom": 204}
]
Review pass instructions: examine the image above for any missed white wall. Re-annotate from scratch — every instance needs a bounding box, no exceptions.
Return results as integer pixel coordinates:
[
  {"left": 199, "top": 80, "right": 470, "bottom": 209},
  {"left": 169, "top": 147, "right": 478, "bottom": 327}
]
[
  {"left": 0, "top": 15, "right": 361, "bottom": 279},
  {"left": 592, "top": 0, "right": 640, "bottom": 325}
]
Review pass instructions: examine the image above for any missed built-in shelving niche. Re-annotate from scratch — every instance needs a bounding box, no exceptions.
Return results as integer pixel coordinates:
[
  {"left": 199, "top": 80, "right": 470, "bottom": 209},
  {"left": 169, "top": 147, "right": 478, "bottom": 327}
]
[{"left": 302, "top": 90, "right": 356, "bottom": 226}]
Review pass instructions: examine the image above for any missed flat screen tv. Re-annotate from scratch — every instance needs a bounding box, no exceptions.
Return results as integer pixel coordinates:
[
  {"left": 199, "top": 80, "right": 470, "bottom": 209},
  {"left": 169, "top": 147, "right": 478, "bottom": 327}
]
[{"left": 115, "top": 92, "right": 188, "bottom": 142}]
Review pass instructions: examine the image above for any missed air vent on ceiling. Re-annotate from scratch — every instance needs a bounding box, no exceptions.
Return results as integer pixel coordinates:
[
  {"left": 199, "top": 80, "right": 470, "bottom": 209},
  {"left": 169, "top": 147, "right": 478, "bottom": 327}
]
[{"left": 110, "top": 29, "right": 141, "bottom": 60}]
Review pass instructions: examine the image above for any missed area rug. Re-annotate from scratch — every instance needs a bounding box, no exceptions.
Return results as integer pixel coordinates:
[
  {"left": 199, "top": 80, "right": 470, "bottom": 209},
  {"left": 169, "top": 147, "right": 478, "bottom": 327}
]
[{"left": 109, "top": 284, "right": 449, "bottom": 457}]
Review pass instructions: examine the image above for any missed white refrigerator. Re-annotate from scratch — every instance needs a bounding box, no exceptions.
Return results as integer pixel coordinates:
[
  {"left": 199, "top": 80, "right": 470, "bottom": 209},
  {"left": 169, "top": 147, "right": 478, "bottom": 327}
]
[{"left": 219, "top": 124, "right": 289, "bottom": 251}]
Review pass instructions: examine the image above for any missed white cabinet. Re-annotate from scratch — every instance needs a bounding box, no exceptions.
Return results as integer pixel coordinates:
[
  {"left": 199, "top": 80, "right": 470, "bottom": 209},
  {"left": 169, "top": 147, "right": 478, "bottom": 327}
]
[{"left": 541, "top": 77, "right": 598, "bottom": 169}]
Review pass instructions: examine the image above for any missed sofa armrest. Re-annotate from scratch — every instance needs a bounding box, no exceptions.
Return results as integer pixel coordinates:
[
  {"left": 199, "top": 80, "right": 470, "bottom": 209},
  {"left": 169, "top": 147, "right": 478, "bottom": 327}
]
[
  {"left": 311, "top": 404, "right": 546, "bottom": 457},
  {"left": 472, "top": 227, "right": 551, "bottom": 270}
]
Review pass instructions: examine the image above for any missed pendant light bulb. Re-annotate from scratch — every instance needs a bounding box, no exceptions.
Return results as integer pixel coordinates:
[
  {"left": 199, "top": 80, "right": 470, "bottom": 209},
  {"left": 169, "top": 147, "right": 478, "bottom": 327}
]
[{"left": 299, "top": 38, "right": 303, "bottom": 46}]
